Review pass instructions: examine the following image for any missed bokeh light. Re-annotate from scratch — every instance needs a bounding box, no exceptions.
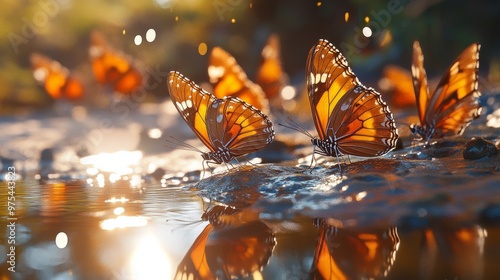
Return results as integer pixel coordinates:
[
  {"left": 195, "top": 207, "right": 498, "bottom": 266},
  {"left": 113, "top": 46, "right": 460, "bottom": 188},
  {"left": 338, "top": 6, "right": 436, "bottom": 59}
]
[
  {"left": 362, "top": 26, "right": 373, "bottom": 37},
  {"left": 55, "top": 232, "right": 68, "bottom": 249},
  {"left": 198, "top": 42, "right": 208, "bottom": 56},
  {"left": 146, "top": 28, "right": 156, "bottom": 42},
  {"left": 134, "top": 35, "right": 142, "bottom": 46}
]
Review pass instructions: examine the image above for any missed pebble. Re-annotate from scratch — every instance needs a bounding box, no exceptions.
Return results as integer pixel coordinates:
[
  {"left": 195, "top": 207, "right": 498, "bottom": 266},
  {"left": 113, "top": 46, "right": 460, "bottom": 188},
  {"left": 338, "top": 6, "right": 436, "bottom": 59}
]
[{"left": 463, "top": 137, "right": 498, "bottom": 160}]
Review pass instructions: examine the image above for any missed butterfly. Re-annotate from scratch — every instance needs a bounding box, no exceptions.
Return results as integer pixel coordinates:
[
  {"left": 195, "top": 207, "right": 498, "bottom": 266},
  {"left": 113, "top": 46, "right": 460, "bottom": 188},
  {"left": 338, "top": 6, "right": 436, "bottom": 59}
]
[
  {"left": 410, "top": 41, "right": 481, "bottom": 145},
  {"left": 208, "top": 46, "right": 270, "bottom": 114},
  {"left": 30, "top": 53, "right": 84, "bottom": 100},
  {"left": 311, "top": 219, "right": 400, "bottom": 279},
  {"left": 89, "top": 31, "right": 143, "bottom": 95},
  {"left": 167, "top": 71, "right": 274, "bottom": 165},
  {"left": 302, "top": 39, "right": 398, "bottom": 160},
  {"left": 379, "top": 65, "right": 416, "bottom": 108},
  {"left": 255, "top": 34, "right": 287, "bottom": 104},
  {"left": 174, "top": 206, "right": 276, "bottom": 280}
]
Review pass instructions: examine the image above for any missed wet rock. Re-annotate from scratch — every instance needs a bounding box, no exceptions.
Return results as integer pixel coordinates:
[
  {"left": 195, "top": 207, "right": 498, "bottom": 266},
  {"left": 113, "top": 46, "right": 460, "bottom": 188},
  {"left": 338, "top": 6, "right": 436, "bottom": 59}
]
[
  {"left": 38, "top": 148, "right": 55, "bottom": 180},
  {"left": 463, "top": 137, "right": 498, "bottom": 160},
  {"left": 150, "top": 167, "right": 165, "bottom": 181}
]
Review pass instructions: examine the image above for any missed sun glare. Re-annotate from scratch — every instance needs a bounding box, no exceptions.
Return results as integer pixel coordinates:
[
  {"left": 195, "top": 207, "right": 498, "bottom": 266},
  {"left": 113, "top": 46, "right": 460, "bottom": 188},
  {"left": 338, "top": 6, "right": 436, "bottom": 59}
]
[
  {"left": 129, "top": 234, "right": 172, "bottom": 279},
  {"left": 80, "top": 150, "right": 143, "bottom": 175}
]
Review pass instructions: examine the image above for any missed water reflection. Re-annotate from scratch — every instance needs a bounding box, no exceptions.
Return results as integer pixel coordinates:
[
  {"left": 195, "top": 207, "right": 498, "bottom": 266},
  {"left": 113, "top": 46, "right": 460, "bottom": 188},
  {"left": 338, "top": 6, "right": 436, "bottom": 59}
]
[
  {"left": 311, "top": 219, "right": 400, "bottom": 279},
  {"left": 175, "top": 205, "right": 276, "bottom": 279},
  {"left": 419, "top": 225, "right": 486, "bottom": 279}
]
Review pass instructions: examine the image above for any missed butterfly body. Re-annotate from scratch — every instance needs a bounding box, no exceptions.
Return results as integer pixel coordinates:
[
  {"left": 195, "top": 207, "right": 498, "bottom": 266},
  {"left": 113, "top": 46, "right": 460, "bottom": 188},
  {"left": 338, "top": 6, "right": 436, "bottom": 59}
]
[
  {"left": 410, "top": 41, "right": 481, "bottom": 145},
  {"left": 305, "top": 39, "right": 398, "bottom": 159},
  {"left": 167, "top": 71, "right": 274, "bottom": 165}
]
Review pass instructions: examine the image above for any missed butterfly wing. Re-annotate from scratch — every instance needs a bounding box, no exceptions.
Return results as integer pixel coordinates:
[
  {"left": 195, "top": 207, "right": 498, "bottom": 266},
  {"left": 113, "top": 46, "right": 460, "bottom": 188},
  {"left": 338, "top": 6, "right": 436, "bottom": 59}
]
[
  {"left": 424, "top": 43, "right": 481, "bottom": 136},
  {"left": 89, "top": 31, "right": 143, "bottom": 95},
  {"left": 255, "top": 34, "right": 286, "bottom": 101},
  {"left": 167, "top": 71, "right": 218, "bottom": 153},
  {"left": 307, "top": 39, "right": 398, "bottom": 156},
  {"left": 411, "top": 41, "right": 431, "bottom": 126},
  {"left": 168, "top": 71, "right": 274, "bottom": 157},
  {"left": 312, "top": 223, "right": 400, "bottom": 279},
  {"left": 30, "top": 53, "right": 84, "bottom": 100},
  {"left": 204, "top": 96, "right": 274, "bottom": 157},
  {"left": 208, "top": 47, "right": 270, "bottom": 113},
  {"left": 174, "top": 224, "right": 214, "bottom": 280},
  {"left": 311, "top": 227, "right": 347, "bottom": 280}
]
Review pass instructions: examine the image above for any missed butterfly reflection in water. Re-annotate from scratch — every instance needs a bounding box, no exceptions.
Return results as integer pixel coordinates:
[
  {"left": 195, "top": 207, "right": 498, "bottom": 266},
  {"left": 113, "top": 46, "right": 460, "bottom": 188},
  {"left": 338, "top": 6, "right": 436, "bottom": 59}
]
[
  {"left": 410, "top": 41, "right": 481, "bottom": 146},
  {"left": 167, "top": 71, "right": 274, "bottom": 169},
  {"left": 311, "top": 219, "right": 400, "bottom": 279},
  {"left": 174, "top": 206, "right": 276, "bottom": 280},
  {"left": 284, "top": 39, "right": 398, "bottom": 167}
]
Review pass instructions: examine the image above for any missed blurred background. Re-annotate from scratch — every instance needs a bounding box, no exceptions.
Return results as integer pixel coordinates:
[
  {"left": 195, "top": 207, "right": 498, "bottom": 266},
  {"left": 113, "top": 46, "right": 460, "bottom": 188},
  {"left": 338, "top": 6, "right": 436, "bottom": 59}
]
[{"left": 1, "top": 0, "right": 500, "bottom": 112}]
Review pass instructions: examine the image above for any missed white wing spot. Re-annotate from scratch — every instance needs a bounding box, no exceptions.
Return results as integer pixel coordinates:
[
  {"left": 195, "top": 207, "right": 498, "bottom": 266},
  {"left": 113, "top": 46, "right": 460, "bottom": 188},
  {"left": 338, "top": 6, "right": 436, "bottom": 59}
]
[{"left": 320, "top": 73, "right": 328, "bottom": 83}]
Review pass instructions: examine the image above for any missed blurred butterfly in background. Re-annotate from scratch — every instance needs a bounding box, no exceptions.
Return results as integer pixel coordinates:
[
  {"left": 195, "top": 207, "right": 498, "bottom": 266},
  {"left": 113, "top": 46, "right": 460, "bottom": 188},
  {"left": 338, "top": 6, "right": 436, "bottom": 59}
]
[
  {"left": 174, "top": 206, "right": 276, "bottom": 280},
  {"left": 30, "top": 53, "right": 84, "bottom": 100},
  {"left": 378, "top": 65, "right": 416, "bottom": 108},
  {"left": 208, "top": 46, "right": 270, "bottom": 114},
  {"left": 89, "top": 31, "right": 144, "bottom": 95},
  {"left": 167, "top": 71, "right": 274, "bottom": 167},
  {"left": 311, "top": 219, "right": 400, "bottom": 279},
  {"left": 410, "top": 41, "right": 481, "bottom": 145},
  {"left": 285, "top": 39, "right": 398, "bottom": 166},
  {"left": 255, "top": 34, "right": 287, "bottom": 105}
]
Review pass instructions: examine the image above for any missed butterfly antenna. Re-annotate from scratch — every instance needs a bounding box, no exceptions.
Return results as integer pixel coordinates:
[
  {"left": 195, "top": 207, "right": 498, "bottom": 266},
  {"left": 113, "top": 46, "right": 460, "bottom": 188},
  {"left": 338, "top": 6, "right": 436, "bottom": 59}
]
[
  {"left": 165, "top": 136, "right": 205, "bottom": 153},
  {"left": 278, "top": 117, "right": 315, "bottom": 139}
]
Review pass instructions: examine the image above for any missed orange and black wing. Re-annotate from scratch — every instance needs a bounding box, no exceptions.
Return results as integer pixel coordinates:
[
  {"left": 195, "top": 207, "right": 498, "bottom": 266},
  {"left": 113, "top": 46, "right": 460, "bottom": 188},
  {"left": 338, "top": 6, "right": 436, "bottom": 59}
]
[
  {"left": 311, "top": 226, "right": 347, "bottom": 280},
  {"left": 174, "top": 224, "right": 214, "bottom": 280},
  {"left": 411, "top": 41, "right": 431, "bottom": 126},
  {"left": 208, "top": 47, "right": 269, "bottom": 114},
  {"left": 30, "top": 53, "right": 84, "bottom": 100},
  {"left": 167, "top": 71, "right": 274, "bottom": 157},
  {"left": 306, "top": 39, "right": 398, "bottom": 156},
  {"left": 255, "top": 34, "right": 286, "bottom": 102},
  {"left": 311, "top": 223, "right": 400, "bottom": 279},
  {"left": 204, "top": 96, "right": 274, "bottom": 157},
  {"left": 422, "top": 42, "right": 481, "bottom": 136},
  {"left": 89, "top": 31, "right": 143, "bottom": 95},
  {"left": 167, "top": 71, "right": 218, "bottom": 152}
]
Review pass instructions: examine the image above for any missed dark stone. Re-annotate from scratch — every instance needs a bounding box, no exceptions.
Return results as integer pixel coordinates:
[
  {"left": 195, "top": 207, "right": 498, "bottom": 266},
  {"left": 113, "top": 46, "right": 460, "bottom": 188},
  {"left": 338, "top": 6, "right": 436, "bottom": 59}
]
[
  {"left": 479, "top": 204, "right": 500, "bottom": 225},
  {"left": 463, "top": 137, "right": 498, "bottom": 160}
]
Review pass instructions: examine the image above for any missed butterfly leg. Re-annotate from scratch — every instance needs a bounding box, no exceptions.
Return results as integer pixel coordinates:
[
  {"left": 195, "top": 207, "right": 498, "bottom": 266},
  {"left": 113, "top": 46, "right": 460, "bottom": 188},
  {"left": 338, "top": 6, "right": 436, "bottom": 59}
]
[
  {"left": 333, "top": 149, "right": 342, "bottom": 174},
  {"left": 308, "top": 148, "right": 318, "bottom": 171},
  {"left": 242, "top": 155, "right": 259, "bottom": 167}
]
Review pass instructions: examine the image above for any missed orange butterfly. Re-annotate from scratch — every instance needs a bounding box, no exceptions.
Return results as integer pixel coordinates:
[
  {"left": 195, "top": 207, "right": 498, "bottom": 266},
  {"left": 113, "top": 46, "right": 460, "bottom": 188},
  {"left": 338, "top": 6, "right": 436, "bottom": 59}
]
[
  {"left": 167, "top": 71, "right": 274, "bottom": 165},
  {"left": 303, "top": 39, "right": 398, "bottom": 160},
  {"left": 379, "top": 65, "right": 416, "bottom": 108},
  {"left": 255, "top": 34, "right": 287, "bottom": 103},
  {"left": 89, "top": 31, "right": 143, "bottom": 95},
  {"left": 311, "top": 219, "right": 400, "bottom": 279},
  {"left": 30, "top": 53, "right": 84, "bottom": 100},
  {"left": 174, "top": 206, "right": 275, "bottom": 280},
  {"left": 208, "top": 46, "right": 270, "bottom": 114},
  {"left": 410, "top": 41, "right": 481, "bottom": 145}
]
